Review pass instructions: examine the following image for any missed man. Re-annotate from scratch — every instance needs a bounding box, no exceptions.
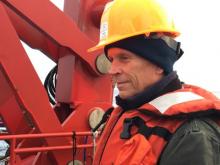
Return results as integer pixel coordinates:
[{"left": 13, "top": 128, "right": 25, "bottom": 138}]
[{"left": 89, "top": 0, "right": 220, "bottom": 164}]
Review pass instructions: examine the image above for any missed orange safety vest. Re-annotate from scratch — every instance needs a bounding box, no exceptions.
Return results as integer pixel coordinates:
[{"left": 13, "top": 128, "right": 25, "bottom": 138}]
[{"left": 93, "top": 84, "right": 220, "bottom": 165}]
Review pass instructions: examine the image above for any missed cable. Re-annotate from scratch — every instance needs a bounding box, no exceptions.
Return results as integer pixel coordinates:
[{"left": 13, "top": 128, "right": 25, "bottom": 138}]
[
  {"left": 44, "top": 65, "right": 58, "bottom": 105},
  {"left": 83, "top": 136, "right": 88, "bottom": 164},
  {"left": 72, "top": 131, "right": 77, "bottom": 161}
]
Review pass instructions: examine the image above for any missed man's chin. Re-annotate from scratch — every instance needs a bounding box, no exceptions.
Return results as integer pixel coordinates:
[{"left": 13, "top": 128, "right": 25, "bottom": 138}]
[{"left": 118, "top": 91, "right": 132, "bottom": 99}]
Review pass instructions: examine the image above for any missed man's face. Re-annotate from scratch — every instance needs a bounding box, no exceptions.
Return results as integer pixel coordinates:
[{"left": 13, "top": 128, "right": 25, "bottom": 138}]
[{"left": 108, "top": 48, "right": 164, "bottom": 99}]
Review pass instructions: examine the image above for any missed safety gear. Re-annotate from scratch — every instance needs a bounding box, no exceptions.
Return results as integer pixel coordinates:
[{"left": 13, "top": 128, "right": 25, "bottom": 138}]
[
  {"left": 89, "top": 0, "right": 180, "bottom": 52},
  {"left": 92, "top": 84, "right": 220, "bottom": 165}
]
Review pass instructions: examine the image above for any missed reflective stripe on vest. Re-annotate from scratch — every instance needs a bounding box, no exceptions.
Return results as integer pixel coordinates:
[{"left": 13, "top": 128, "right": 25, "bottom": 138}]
[{"left": 149, "top": 91, "right": 204, "bottom": 113}]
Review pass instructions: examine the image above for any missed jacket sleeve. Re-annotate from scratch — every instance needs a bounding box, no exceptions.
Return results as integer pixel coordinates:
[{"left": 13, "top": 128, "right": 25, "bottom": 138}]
[{"left": 158, "top": 118, "right": 220, "bottom": 165}]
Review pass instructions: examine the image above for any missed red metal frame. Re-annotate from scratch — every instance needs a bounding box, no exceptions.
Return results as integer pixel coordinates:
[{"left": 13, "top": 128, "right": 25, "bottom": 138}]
[
  {"left": 0, "top": 0, "right": 112, "bottom": 164},
  {"left": 0, "top": 132, "right": 95, "bottom": 165}
]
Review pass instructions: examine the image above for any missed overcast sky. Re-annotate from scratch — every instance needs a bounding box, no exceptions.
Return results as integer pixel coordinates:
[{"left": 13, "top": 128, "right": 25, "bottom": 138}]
[{"left": 25, "top": 0, "right": 220, "bottom": 96}]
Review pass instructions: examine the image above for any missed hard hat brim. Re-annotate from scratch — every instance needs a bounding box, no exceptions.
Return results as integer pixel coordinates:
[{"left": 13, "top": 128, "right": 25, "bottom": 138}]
[{"left": 88, "top": 30, "right": 180, "bottom": 52}]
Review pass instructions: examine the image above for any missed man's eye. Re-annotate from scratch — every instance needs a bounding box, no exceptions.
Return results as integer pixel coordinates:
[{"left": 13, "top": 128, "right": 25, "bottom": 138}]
[{"left": 119, "top": 56, "right": 129, "bottom": 61}]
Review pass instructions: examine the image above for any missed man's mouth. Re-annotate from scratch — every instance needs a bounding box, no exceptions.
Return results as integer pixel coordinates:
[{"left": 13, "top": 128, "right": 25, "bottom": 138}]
[{"left": 116, "top": 81, "right": 129, "bottom": 88}]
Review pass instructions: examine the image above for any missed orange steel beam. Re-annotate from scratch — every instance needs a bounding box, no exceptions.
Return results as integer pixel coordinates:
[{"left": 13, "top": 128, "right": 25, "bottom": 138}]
[
  {"left": 15, "top": 144, "right": 94, "bottom": 153},
  {"left": 0, "top": 132, "right": 93, "bottom": 139},
  {"left": 0, "top": 0, "right": 112, "bottom": 164},
  {"left": 1, "top": 0, "right": 98, "bottom": 73},
  {"left": 0, "top": 4, "right": 71, "bottom": 164}
]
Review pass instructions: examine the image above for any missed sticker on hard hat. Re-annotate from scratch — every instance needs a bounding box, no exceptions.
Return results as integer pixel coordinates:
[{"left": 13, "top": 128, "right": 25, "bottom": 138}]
[{"left": 100, "top": 22, "right": 108, "bottom": 41}]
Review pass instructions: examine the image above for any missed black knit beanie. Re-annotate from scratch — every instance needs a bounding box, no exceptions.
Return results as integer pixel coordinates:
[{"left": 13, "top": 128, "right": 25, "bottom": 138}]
[{"left": 104, "top": 34, "right": 182, "bottom": 74}]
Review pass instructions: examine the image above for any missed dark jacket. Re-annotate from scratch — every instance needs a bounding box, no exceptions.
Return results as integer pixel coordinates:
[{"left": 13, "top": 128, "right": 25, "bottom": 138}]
[{"left": 159, "top": 118, "right": 220, "bottom": 165}]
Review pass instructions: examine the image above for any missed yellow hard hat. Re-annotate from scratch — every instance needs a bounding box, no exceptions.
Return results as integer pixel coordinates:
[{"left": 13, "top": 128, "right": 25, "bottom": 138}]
[{"left": 89, "top": 0, "right": 180, "bottom": 52}]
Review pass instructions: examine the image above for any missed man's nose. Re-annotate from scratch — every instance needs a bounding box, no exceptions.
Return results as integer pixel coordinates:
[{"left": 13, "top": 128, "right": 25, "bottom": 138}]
[{"left": 108, "top": 61, "right": 122, "bottom": 75}]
